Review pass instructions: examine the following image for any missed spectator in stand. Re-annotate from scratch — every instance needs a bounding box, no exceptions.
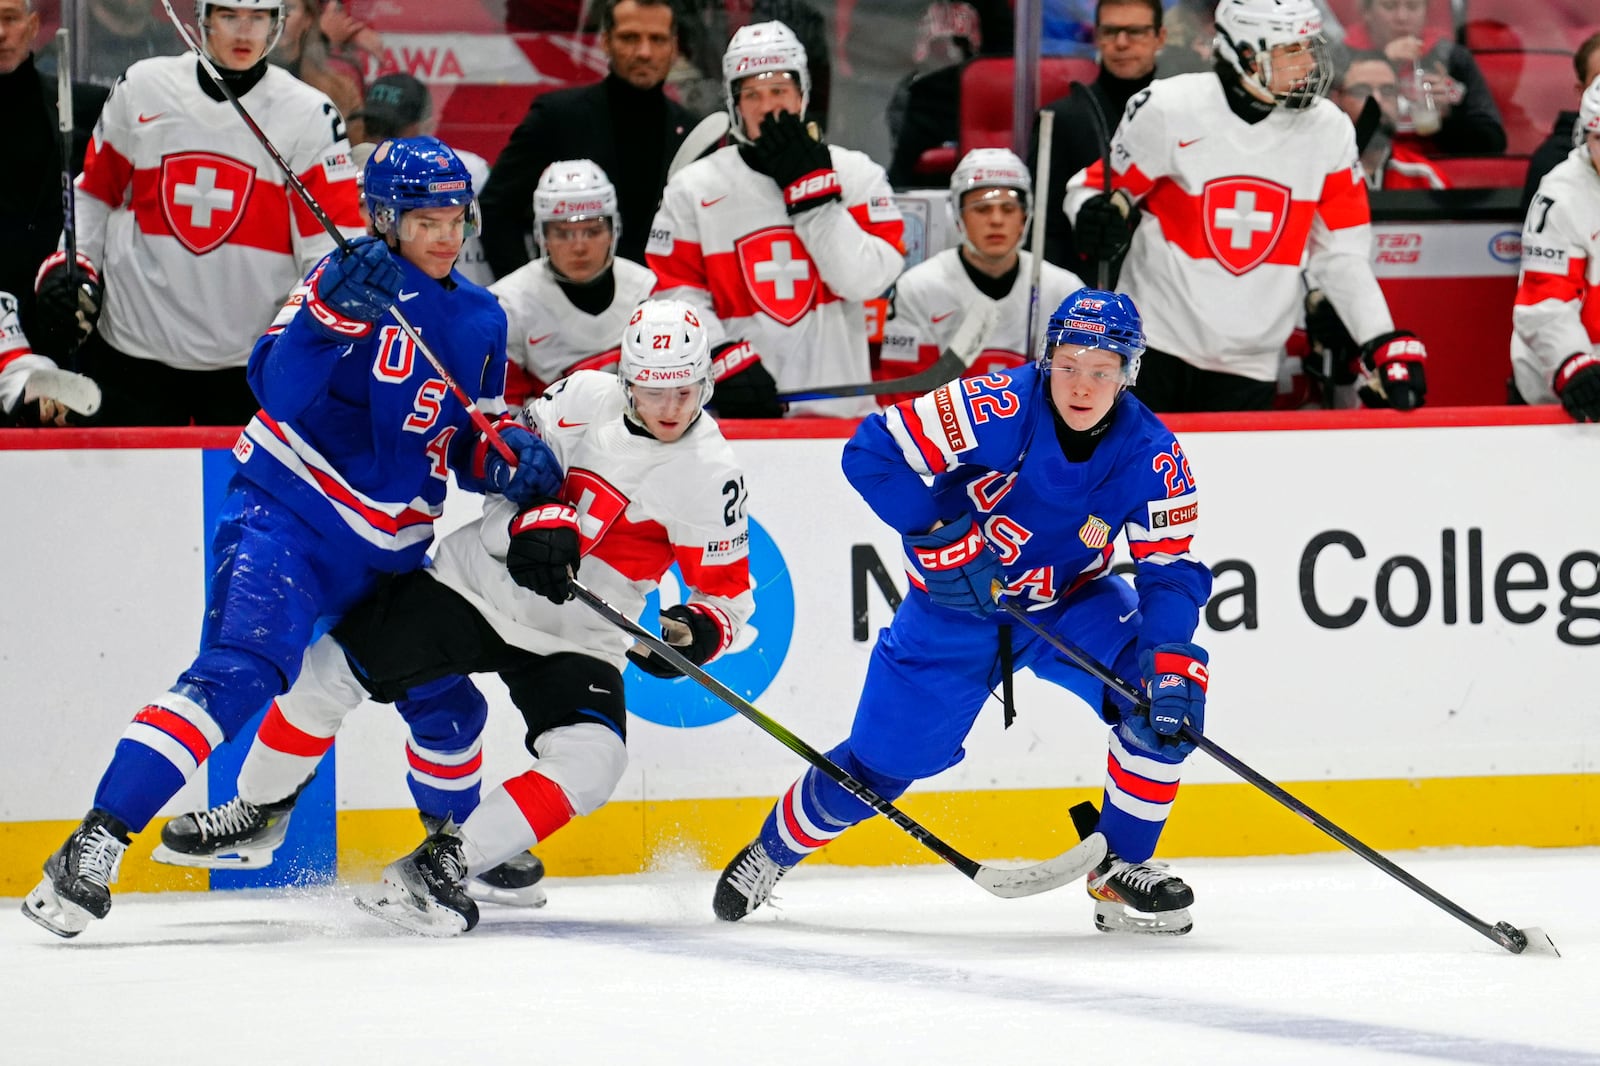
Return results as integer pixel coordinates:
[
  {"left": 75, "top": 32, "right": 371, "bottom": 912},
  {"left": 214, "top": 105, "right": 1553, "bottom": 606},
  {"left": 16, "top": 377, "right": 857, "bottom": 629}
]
[
  {"left": 1510, "top": 76, "right": 1600, "bottom": 421},
  {"left": 1157, "top": 0, "right": 1213, "bottom": 75},
  {"left": 273, "top": 0, "right": 365, "bottom": 143},
  {"left": 648, "top": 20, "right": 904, "bottom": 418},
  {"left": 479, "top": 0, "right": 693, "bottom": 277},
  {"left": 349, "top": 72, "right": 495, "bottom": 286},
  {"left": 313, "top": 0, "right": 382, "bottom": 71},
  {"left": 1030, "top": 0, "right": 1167, "bottom": 280},
  {"left": 1521, "top": 32, "right": 1600, "bottom": 212},
  {"left": 1343, "top": 0, "right": 1505, "bottom": 156},
  {"left": 1332, "top": 51, "right": 1449, "bottom": 190},
  {"left": 36, "top": 0, "right": 183, "bottom": 90}
]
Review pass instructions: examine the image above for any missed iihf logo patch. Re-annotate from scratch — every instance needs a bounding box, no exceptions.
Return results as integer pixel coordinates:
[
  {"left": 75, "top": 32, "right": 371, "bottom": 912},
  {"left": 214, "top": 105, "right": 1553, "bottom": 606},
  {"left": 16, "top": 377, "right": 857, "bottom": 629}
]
[{"left": 1078, "top": 515, "right": 1111, "bottom": 549}]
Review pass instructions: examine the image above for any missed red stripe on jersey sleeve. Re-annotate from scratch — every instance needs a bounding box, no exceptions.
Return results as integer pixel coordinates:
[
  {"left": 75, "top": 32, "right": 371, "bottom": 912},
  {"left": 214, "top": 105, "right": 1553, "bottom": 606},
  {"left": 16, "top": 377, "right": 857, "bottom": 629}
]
[
  {"left": 1515, "top": 257, "right": 1588, "bottom": 307},
  {"left": 296, "top": 164, "right": 362, "bottom": 234},
  {"left": 1129, "top": 535, "right": 1193, "bottom": 559},
  {"left": 79, "top": 137, "right": 135, "bottom": 208},
  {"left": 894, "top": 399, "right": 950, "bottom": 474},
  {"left": 846, "top": 202, "right": 907, "bottom": 253},
  {"left": 1317, "top": 165, "right": 1372, "bottom": 230},
  {"left": 589, "top": 514, "right": 677, "bottom": 582},
  {"left": 675, "top": 544, "right": 751, "bottom": 601},
  {"left": 1115, "top": 162, "right": 1157, "bottom": 200},
  {"left": 649, "top": 240, "right": 708, "bottom": 292}
]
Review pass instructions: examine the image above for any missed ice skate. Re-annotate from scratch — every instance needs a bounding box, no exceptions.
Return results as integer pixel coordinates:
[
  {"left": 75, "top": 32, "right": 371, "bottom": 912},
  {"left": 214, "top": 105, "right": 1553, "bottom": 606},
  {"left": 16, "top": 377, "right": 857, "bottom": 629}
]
[
  {"left": 152, "top": 777, "right": 312, "bottom": 869},
  {"left": 20, "top": 811, "right": 130, "bottom": 938},
  {"left": 421, "top": 814, "right": 547, "bottom": 909},
  {"left": 355, "top": 830, "right": 480, "bottom": 936},
  {"left": 1086, "top": 852, "right": 1195, "bottom": 935},
  {"left": 713, "top": 839, "right": 792, "bottom": 922}
]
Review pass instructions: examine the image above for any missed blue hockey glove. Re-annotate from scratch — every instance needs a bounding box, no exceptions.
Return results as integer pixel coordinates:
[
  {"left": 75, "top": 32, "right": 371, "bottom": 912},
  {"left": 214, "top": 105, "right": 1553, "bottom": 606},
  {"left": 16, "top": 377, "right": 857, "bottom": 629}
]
[
  {"left": 303, "top": 237, "right": 403, "bottom": 338},
  {"left": 905, "top": 517, "right": 1003, "bottom": 617},
  {"left": 484, "top": 424, "right": 563, "bottom": 505},
  {"left": 1123, "top": 643, "right": 1208, "bottom": 758}
]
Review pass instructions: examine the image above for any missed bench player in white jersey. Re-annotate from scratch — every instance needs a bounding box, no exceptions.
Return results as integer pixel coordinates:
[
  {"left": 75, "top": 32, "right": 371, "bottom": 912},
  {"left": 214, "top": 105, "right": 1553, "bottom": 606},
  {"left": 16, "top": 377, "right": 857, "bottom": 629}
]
[
  {"left": 0, "top": 290, "right": 101, "bottom": 426},
  {"left": 880, "top": 148, "right": 1085, "bottom": 404},
  {"left": 31, "top": 0, "right": 362, "bottom": 426},
  {"left": 1064, "top": 0, "right": 1429, "bottom": 413},
  {"left": 490, "top": 159, "right": 656, "bottom": 405},
  {"left": 1511, "top": 76, "right": 1600, "bottom": 422},
  {"left": 647, "top": 20, "right": 905, "bottom": 418},
  {"left": 143, "top": 298, "right": 756, "bottom": 934}
]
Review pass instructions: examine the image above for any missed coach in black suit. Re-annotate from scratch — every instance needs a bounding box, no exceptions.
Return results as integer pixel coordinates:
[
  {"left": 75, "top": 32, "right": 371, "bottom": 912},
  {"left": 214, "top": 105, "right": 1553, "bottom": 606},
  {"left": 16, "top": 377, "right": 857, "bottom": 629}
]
[{"left": 479, "top": 0, "right": 695, "bottom": 276}]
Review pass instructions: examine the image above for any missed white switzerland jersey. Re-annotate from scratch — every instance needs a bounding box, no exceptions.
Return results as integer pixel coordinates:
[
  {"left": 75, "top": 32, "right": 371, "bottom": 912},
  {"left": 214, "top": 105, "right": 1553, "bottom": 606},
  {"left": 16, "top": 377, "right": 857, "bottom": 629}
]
[
  {"left": 490, "top": 256, "right": 656, "bottom": 393},
  {"left": 882, "top": 249, "right": 1085, "bottom": 383},
  {"left": 429, "top": 371, "right": 754, "bottom": 669},
  {"left": 647, "top": 143, "right": 905, "bottom": 417},
  {"left": 1511, "top": 146, "right": 1600, "bottom": 403},
  {"left": 1065, "top": 74, "right": 1393, "bottom": 382},
  {"left": 0, "top": 290, "right": 54, "bottom": 414},
  {"left": 73, "top": 56, "right": 363, "bottom": 370}
]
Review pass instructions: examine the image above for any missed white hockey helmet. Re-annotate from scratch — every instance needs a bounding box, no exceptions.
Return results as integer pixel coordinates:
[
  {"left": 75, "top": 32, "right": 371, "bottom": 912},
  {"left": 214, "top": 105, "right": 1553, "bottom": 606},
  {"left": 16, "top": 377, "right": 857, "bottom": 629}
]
[
  {"left": 722, "top": 20, "right": 811, "bottom": 143},
  {"left": 948, "top": 147, "right": 1032, "bottom": 253},
  {"left": 532, "top": 159, "right": 620, "bottom": 271},
  {"left": 1575, "top": 74, "right": 1600, "bottom": 148},
  {"left": 196, "top": 0, "right": 286, "bottom": 60},
  {"left": 1213, "top": 0, "right": 1332, "bottom": 111},
  {"left": 618, "top": 299, "right": 715, "bottom": 418}
]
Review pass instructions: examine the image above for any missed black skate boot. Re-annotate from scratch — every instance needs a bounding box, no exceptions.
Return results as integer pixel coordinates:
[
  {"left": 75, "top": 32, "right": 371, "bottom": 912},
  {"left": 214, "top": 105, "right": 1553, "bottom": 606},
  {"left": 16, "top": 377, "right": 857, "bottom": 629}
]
[
  {"left": 355, "top": 829, "right": 480, "bottom": 936},
  {"left": 21, "top": 811, "right": 131, "bottom": 938},
  {"left": 1087, "top": 852, "right": 1195, "bottom": 935},
  {"left": 153, "top": 776, "right": 313, "bottom": 869},
  {"left": 421, "top": 814, "right": 546, "bottom": 909},
  {"left": 713, "top": 839, "right": 792, "bottom": 922}
]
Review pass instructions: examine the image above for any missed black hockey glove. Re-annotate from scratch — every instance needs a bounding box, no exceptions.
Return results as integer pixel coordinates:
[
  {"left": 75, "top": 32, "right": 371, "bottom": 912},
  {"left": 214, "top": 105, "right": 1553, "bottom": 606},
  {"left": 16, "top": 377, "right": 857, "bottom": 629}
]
[
  {"left": 1356, "top": 329, "right": 1428, "bottom": 411},
  {"left": 1301, "top": 289, "right": 1359, "bottom": 391},
  {"left": 33, "top": 251, "right": 103, "bottom": 359},
  {"left": 1073, "top": 191, "right": 1135, "bottom": 266},
  {"left": 506, "top": 498, "right": 581, "bottom": 604},
  {"left": 751, "top": 110, "right": 842, "bottom": 216},
  {"left": 1553, "top": 352, "right": 1600, "bottom": 422},
  {"left": 627, "top": 604, "right": 723, "bottom": 679},
  {"left": 709, "top": 340, "right": 784, "bottom": 419}
]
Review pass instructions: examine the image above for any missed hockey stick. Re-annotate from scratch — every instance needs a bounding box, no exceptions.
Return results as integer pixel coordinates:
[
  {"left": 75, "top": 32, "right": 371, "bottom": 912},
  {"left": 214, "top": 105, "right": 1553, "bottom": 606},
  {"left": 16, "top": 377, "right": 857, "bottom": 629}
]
[
  {"left": 668, "top": 111, "right": 730, "bottom": 181},
  {"left": 1025, "top": 109, "right": 1054, "bottom": 362},
  {"left": 1071, "top": 81, "right": 1115, "bottom": 289},
  {"left": 570, "top": 579, "right": 1107, "bottom": 897},
  {"left": 56, "top": 27, "right": 79, "bottom": 372},
  {"left": 995, "top": 599, "right": 1560, "bottom": 957},
  {"left": 774, "top": 301, "right": 998, "bottom": 403},
  {"left": 156, "top": 0, "right": 516, "bottom": 463}
]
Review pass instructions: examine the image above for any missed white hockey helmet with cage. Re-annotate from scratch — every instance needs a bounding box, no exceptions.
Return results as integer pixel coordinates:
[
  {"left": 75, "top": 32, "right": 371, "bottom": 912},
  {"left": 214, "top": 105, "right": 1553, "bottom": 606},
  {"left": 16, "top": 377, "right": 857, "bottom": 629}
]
[
  {"left": 196, "top": 0, "right": 286, "bottom": 59},
  {"left": 532, "top": 159, "right": 620, "bottom": 270},
  {"left": 949, "top": 148, "right": 1032, "bottom": 253},
  {"left": 1213, "top": 0, "right": 1332, "bottom": 111},
  {"left": 619, "top": 299, "right": 715, "bottom": 417},
  {"left": 722, "top": 21, "right": 811, "bottom": 143}
]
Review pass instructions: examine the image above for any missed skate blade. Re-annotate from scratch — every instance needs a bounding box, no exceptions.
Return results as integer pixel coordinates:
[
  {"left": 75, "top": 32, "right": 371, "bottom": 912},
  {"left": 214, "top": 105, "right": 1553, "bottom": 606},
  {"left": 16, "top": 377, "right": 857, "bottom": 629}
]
[
  {"left": 151, "top": 843, "right": 276, "bottom": 869},
  {"left": 466, "top": 879, "right": 548, "bottom": 909},
  {"left": 20, "top": 881, "right": 92, "bottom": 939},
  {"left": 1093, "top": 901, "right": 1193, "bottom": 936},
  {"left": 352, "top": 888, "right": 469, "bottom": 937}
]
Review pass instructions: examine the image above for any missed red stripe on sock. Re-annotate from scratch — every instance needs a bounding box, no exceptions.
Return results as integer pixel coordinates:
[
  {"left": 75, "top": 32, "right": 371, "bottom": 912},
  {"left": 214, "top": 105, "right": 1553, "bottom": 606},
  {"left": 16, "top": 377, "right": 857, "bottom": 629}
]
[
  {"left": 502, "top": 771, "right": 575, "bottom": 841},
  {"left": 256, "top": 702, "right": 336, "bottom": 757},
  {"left": 406, "top": 745, "right": 482, "bottom": 779},
  {"left": 1105, "top": 751, "right": 1181, "bottom": 804},
  {"left": 133, "top": 706, "right": 213, "bottom": 762},
  {"left": 781, "top": 782, "right": 832, "bottom": 849}
]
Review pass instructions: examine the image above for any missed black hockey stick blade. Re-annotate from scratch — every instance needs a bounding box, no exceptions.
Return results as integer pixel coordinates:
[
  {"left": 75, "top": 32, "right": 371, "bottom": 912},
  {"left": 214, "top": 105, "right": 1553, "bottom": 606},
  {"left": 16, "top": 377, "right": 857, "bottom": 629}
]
[
  {"left": 571, "top": 579, "right": 1106, "bottom": 897},
  {"left": 1354, "top": 95, "right": 1384, "bottom": 155},
  {"left": 996, "top": 598, "right": 1561, "bottom": 956},
  {"left": 776, "top": 301, "right": 999, "bottom": 403}
]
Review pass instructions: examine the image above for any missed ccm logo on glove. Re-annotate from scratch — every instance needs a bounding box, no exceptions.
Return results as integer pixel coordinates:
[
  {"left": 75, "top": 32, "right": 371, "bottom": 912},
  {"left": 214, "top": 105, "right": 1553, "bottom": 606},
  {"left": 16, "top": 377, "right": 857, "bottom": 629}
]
[{"left": 912, "top": 526, "right": 988, "bottom": 570}]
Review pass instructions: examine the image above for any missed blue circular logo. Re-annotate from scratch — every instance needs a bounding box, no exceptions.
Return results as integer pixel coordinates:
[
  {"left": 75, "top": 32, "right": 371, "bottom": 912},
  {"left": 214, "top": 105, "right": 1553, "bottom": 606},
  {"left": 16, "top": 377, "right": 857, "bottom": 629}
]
[
  {"left": 625, "top": 518, "right": 794, "bottom": 727},
  {"left": 1487, "top": 230, "right": 1521, "bottom": 263}
]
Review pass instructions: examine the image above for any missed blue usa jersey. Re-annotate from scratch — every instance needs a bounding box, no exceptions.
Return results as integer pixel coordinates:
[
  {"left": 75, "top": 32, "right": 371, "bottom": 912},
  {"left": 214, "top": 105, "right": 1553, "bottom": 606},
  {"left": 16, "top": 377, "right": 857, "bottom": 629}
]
[
  {"left": 234, "top": 251, "right": 511, "bottom": 573},
  {"left": 843, "top": 363, "right": 1211, "bottom": 650}
]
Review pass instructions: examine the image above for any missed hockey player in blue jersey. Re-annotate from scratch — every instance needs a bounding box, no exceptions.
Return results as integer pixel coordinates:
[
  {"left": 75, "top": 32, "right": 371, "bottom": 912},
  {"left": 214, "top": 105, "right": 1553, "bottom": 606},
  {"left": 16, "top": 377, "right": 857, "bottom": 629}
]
[
  {"left": 713, "top": 288, "right": 1214, "bottom": 935},
  {"left": 22, "top": 136, "right": 562, "bottom": 939}
]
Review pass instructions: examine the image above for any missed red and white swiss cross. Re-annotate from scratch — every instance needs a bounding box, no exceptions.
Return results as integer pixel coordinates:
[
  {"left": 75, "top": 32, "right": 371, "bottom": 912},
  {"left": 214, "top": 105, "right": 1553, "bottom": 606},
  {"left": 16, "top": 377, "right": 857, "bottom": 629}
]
[
  {"left": 158, "top": 152, "right": 257, "bottom": 255},
  {"left": 735, "top": 227, "right": 819, "bottom": 327},
  {"left": 1202, "top": 177, "right": 1289, "bottom": 276}
]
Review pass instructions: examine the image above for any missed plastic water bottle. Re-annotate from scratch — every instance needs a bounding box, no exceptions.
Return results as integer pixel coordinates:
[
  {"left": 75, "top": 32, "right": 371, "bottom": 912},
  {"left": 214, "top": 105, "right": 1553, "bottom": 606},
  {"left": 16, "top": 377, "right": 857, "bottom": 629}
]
[{"left": 1409, "top": 59, "right": 1441, "bottom": 136}]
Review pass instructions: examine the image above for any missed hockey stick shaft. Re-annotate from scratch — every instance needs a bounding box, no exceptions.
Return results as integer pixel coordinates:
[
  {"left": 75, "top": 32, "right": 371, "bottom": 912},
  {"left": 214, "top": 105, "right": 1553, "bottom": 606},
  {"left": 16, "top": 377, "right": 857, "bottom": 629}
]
[
  {"left": 56, "top": 28, "right": 79, "bottom": 371},
  {"left": 775, "top": 301, "right": 997, "bottom": 403},
  {"left": 996, "top": 599, "right": 1556, "bottom": 955},
  {"left": 668, "top": 111, "right": 729, "bottom": 181},
  {"left": 571, "top": 579, "right": 1104, "bottom": 897},
  {"left": 157, "top": 1, "right": 515, "bottom": 463},
  {"left": 1071, "top": 82, "right": 1115, "bottom": 290},
  {"left": 1025, "top": 109, "right": 1053, "bottom": 362}
]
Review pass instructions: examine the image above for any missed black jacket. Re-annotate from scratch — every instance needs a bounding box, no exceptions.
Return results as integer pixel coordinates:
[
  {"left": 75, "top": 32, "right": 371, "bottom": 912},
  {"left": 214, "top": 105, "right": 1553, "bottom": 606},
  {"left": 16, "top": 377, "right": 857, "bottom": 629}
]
[
  {"left": 1521, "top": 110, "right": 1577, "bottom": 213},
  {"left": 477, "top": 73, "right": 694, "bottom": 277}
]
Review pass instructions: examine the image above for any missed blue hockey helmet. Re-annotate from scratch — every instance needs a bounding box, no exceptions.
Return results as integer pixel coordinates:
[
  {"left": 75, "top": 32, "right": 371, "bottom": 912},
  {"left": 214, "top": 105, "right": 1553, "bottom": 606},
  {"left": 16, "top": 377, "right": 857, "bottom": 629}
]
[
  {"left": 1041, "top": 288, "right": 1146, "bottom": 384},
  {"left": 363, "top": 136, "right": 480, "bottom": 239}
]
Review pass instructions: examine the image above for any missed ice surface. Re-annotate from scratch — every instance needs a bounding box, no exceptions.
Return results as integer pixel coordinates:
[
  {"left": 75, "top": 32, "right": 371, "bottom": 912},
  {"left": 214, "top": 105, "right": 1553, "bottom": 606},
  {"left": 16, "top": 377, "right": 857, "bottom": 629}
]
[{"left": 4, "top": 848, "right": 1595, "bottom": 1065}]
